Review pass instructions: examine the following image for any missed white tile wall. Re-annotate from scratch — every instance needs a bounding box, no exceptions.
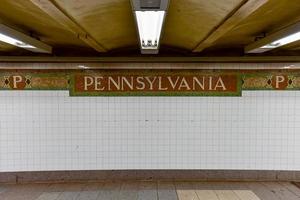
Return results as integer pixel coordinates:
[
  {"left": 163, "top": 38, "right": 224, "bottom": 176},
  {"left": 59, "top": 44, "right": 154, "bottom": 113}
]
[{"left": 0, "top": 91, "right": 300, "bottom": 172}]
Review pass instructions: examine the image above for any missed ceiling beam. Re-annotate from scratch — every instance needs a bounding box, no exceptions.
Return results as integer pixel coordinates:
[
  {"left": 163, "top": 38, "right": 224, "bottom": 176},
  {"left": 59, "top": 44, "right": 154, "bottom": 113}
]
[
  {"left": 1, "top": 56, "right": 300, "bottom": 63},
  {"left": 30, "top": 0, "right": 107, "bottom": 52},
  {"left": 192, "top": 0, "right": 269, "bottom": 53}
]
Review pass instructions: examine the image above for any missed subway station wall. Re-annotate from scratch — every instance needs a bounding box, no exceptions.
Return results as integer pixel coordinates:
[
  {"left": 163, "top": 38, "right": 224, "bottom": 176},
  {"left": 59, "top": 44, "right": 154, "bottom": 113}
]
[{"left": 0, "top": 90, "right": 300, "bottom": 172}]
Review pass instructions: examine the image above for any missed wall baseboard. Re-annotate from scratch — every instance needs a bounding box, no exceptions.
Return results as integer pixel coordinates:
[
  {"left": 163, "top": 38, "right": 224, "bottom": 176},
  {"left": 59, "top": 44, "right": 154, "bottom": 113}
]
[{"left": 1, "top": 170, "right": 300, "bottom": 184}]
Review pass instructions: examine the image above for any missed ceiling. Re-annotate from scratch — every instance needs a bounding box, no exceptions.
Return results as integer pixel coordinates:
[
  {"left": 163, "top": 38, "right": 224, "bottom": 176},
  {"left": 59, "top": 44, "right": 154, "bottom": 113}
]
[{"left": 0, "top": 0, "right": 300, "bottom": 57}]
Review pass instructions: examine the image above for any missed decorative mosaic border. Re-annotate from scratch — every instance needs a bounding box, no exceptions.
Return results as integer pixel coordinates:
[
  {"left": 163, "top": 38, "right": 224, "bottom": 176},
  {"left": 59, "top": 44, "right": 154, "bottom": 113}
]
[
  {"left": 1, "top": 69, "right": 300, "bottom": 96},
  {"left": 242, "top": 72, "right": 300, "bottom": 90},
  {"left": 0, "top": 71, "right": 69, "bottom": 90}
]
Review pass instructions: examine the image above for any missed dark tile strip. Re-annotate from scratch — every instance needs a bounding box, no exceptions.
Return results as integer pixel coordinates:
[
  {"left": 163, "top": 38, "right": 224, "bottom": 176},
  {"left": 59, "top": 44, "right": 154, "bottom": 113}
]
[
  {"left": 1, "top": 170, "right": 300, "bottom": 184},
  {"left": 293, "top": 182, "right": 300, "bottom": 189}
]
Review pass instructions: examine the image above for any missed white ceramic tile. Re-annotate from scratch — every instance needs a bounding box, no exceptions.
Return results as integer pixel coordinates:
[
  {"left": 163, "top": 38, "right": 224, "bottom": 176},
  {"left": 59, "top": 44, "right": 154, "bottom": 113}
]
[{"left": 0, "top": 91, "right": 300, "bottom": 171}]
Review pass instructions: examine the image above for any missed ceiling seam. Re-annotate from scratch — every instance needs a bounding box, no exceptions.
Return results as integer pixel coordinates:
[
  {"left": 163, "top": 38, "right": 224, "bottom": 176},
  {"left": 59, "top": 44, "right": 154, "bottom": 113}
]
[
  {"left": 192, "top": 0, "right": 268, "bottom": 53},
  {"left": 30, "top": 0, "right": 108, "bottom": 52}
]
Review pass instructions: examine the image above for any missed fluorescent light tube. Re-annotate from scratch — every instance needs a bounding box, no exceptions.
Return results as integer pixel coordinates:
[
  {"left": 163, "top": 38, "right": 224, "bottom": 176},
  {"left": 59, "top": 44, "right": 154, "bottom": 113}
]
[
  {"left": 0, "top": 24, "right": 52, "bottom": 53},
  {"left": 131, "top": 0, "right": 169, "bottom": 54},
  {"left": 245, "top": 22, "right": 300, "bottom": 53},
  {"left": 261, "top": 31, "right": 300, "bottom": 49},
  {"left": 0, "top": 33, "right": 36, "bottom": 49},
  {"left": 135, "top": 11, "right": 165, "bottom": 52}
]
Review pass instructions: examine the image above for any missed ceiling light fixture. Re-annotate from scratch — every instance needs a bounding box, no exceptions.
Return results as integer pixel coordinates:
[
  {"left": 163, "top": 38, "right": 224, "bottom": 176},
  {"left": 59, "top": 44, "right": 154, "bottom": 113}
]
[
  {"left": 131, "top": 0, "right": 169, "bottom": 54},
  {"left": 0, "top": 23, "right": 52, "bottom": 53},
  {"left": 245, "top": 22, "right": 300, "bottom": 53}
]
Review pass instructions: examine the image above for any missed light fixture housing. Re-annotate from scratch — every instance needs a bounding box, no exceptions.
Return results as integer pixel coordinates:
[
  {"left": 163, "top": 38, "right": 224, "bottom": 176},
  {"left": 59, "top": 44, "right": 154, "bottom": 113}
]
[
  {"left": 0, "top": 23, "right": 52, "bottom": 53},
  {"left": 245, "top": 22, "right": 300, "bottom": 53},
  {"left": 131, "top": 0, "right": 169, "bottom": 54}
]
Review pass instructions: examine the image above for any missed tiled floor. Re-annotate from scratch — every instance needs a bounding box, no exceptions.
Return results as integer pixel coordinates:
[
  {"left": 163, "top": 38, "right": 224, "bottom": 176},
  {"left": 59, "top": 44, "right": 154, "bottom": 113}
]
[{"left": 0, "top": 181, "right": 300, "bottom": 200}]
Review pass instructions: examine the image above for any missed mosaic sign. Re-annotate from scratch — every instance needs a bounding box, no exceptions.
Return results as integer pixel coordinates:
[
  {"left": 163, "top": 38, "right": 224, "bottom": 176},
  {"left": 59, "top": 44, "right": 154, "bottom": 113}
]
[
  {"left": 1, "top": 69, "right": 300, "bottom": 96},
  {"left": 70, "top": 71, "right": 241, "bottom": 96}
]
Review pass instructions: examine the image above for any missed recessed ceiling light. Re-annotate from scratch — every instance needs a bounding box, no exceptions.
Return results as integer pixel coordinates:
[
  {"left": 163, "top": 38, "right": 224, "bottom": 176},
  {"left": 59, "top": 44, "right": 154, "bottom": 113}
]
[
  {"left": 131, "top": 0, "right": 169, "bottom": 54},
  {"left": 135, "top": 10, "right": 165, "bottom": 51},
  {"left": 245, "top": 22, "right": 300, "bottom": 53},
  {"left": 0, "top": 23, "right": 52, "bottom": 53},
  {"left": 0, "top": 33, "right": 36, "bottom": 49},
  {"left": 261, "top": 32, "right": 300, "bottom": 49}
]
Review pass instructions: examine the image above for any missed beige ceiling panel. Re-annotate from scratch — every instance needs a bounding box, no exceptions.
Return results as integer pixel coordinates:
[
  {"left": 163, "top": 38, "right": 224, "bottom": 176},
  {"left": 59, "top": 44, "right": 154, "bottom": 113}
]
[
  {"left": 53, "top": 0, "right": 137, "bottom": 51},
  {"left": 161, "top": 0, "right": 244, "bottom": 50},
  {"left": 212, "top": 0, "right": 300, "bottom": 49},
  {"left": 0, "top": 0, "right": 87, "bottom": 48}
]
